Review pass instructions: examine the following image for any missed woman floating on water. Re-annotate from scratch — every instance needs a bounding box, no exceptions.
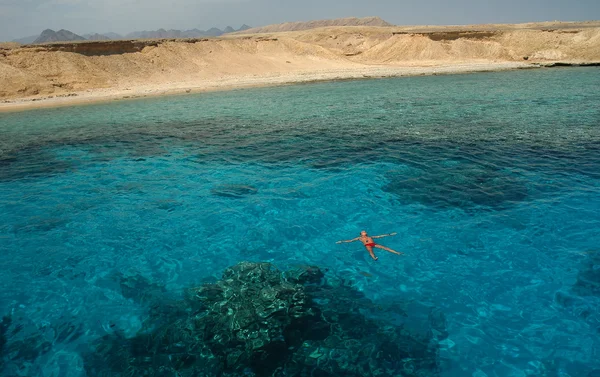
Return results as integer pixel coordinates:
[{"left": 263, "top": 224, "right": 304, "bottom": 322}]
[{"left": 336, "top": 230, "right": 403, "bottom": 261}]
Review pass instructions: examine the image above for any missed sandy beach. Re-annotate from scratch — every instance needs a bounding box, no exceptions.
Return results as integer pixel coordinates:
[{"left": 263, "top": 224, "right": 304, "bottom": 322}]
[
  {"left": 0, "top": 62, "right": 537, "bottom": 112},
  {"left": 1, "top": 20, "right": 599, "bottom": 112}
]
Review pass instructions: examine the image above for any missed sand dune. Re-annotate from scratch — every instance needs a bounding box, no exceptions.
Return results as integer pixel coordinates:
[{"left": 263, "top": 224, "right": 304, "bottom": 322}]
[{"left": 1, "top": 21, "right": 599, "bottom": 110}]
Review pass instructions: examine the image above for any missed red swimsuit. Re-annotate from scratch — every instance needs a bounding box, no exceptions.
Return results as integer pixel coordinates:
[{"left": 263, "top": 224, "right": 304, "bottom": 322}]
[{"left": 365, "top": 242, "right": 376, "bottom": 247}]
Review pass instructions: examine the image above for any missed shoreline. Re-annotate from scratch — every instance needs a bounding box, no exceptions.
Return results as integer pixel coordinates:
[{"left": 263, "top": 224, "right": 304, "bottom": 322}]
[
  {"left": 3, "top": 20, "right": 599, "bottom": 114},
  {"left": 0, "top": 62, "right": 543, "bottom": 113}
]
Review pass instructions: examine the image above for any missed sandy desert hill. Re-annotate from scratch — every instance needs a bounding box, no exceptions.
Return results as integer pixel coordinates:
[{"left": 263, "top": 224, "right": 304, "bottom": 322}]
[
  {"left": 0, "top": 42, "right": 19, "bottom": 49},
  {"left": 0, "top": 18, "right": 599, "bottom": 108}
]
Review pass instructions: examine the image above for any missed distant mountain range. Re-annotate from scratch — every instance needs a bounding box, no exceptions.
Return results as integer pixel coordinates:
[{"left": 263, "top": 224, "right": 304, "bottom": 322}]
[
  {"left": 33, "top": 29, "right": 86, "bottom": 44},
  {"left": 234, "top": 17, "right": 392, "bottom": 34},
  {"left": 121, "top": 25, "right": 245, "bottom": 39},
  {"left": 12, "top": 35, "right": 39, "bottom": 44},
  {"left": 11, "top": 17, "right": 394, "bottom": 44},
  {"left": 13, "top": 24, "right": 252, "bottom": 44},
  {"left": 85, "top": 33, "right": 112, "bottom": 41}
]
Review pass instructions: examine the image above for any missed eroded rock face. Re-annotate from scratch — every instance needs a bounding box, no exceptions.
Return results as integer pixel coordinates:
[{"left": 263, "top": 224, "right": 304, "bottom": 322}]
[
  {"left": 83, "top": 262, "right": 440, "bottom": 377},
  {"left": 24, "top": 38, "right": 211, "bottom": 56}
]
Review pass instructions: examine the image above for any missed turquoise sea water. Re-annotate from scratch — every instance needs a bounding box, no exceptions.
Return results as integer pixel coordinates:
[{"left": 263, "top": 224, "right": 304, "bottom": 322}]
[{"left": 1, "top": 68, "right": 599, "bottom": 376}]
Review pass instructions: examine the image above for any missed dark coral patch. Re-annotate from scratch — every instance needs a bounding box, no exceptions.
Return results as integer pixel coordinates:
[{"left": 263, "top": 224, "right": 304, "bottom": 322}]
[
  {"left": 383, "top": 162, "right": 529, "bottom": 210},
  {"left": 211, "top": 184, "right": 258, "bottom": 198},
  {"left": 83, "top": 262, "right": 440, "bottom": 377}
]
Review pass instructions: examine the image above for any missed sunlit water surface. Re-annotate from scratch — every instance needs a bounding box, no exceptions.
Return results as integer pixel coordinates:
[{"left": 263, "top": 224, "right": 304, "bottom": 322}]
[{"left": 1, "top": 68, "right": 600, "bottom": 376}]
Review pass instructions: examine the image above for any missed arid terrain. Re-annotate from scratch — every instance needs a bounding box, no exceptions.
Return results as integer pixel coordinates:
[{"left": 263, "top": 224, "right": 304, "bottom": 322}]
[{"left": 1, "top": 19, "right": 599, "bottom": 111}]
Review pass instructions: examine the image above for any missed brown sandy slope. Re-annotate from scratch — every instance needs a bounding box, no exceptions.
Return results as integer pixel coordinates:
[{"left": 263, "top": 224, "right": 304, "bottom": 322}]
[
  {"left": 232, "top": 16, "right": 393, "bottom": 34},
  {"left": 0, "top": 21, "right": 599, "bottom": 109}
]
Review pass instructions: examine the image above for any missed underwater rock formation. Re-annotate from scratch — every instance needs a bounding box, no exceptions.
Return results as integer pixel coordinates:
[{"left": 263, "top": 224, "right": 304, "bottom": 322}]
[
  {"left": 572, "top": 251, "right": 600, "bottom": 297},
  {"left": 211, "top": 184, "right": 258, "bottom": 198},
  {"left": 0, "top": 314, "right": 54, "bottom": 376},
  {"left": 0, "top": 316, "right": 7, "bottom": 371},
  {"left": 555, "top": 250, "right": 600, "bottom": 326},
  {"left": 83, "top": 262, "right": 440, "bottom": 377},
  {"left": 383, "top": 162, "right": 528, "bottom": 209}
]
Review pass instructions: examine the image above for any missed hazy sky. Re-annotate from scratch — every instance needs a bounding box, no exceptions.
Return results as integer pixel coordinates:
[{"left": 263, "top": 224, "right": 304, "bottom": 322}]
[{"left": 1, "top": 0, "right": 598, "bottom": 41}]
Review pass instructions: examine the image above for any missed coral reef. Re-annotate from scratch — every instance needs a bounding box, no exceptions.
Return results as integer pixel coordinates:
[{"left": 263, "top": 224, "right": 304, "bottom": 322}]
[
  {"left": 83, "top": 262, "right": 440, "bottom": 376},
  {"left": 383, "top": 162, "right": 528, "bottom": 209},
  {"left": 211, "top": 184, "right": 258, "bottom": 198},
  {"left": 572, "top": 251, "right": 600, "bottom": 297},
  {"left": 0, "top": 314, "right": 53, "bottom": 376},
  {"left": 0, "top": 316, "right": 8, "bottom": 371}
]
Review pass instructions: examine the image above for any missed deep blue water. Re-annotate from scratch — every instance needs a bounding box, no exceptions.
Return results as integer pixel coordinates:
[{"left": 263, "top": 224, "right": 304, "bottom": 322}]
[{"left": 1, "top": 68, "right": 600, "bottom": 377}]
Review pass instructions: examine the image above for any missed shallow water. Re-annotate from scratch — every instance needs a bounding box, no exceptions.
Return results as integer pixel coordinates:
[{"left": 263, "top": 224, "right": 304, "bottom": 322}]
[{"left": 1, "top": 68, "right": 600, "bottom": 376}]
